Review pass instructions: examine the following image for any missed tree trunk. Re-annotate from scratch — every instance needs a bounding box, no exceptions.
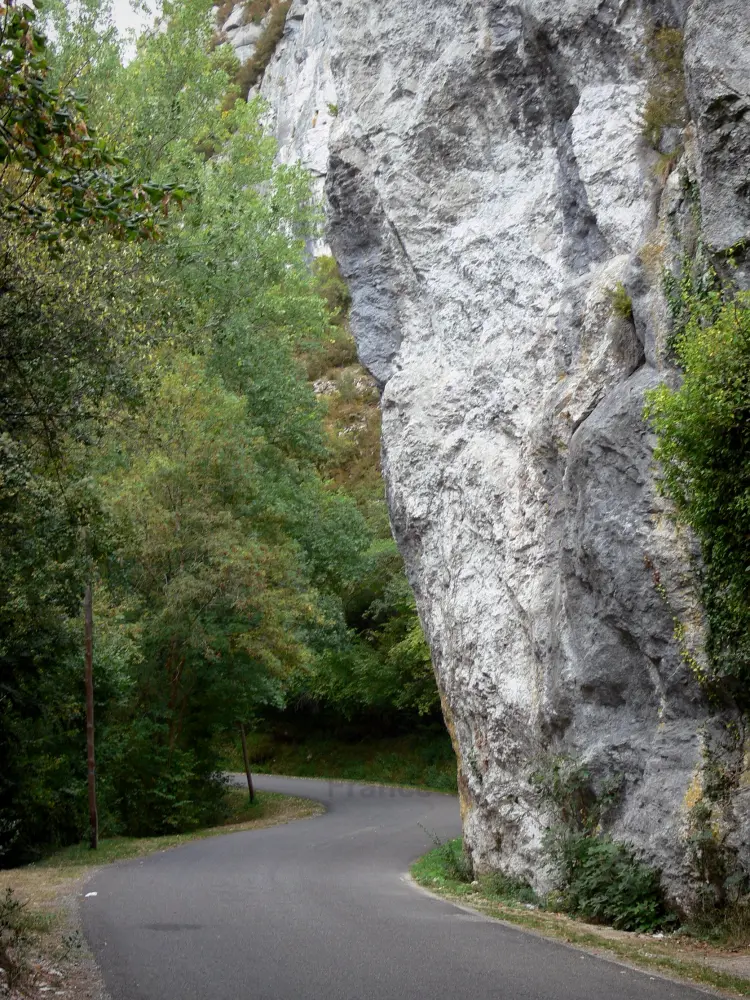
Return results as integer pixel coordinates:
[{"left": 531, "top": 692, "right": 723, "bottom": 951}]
[
  {"left": 84, "top": 583, "right": 98, "bottom": 850},
  {"left": 239, "top": 722, "right": 255, "bottom": 803}
]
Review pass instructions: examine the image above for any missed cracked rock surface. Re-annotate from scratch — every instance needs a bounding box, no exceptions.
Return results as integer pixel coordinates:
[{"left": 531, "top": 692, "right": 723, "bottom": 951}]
[{"left": 253, "top": 0, "right": 750, "bottom": 899}]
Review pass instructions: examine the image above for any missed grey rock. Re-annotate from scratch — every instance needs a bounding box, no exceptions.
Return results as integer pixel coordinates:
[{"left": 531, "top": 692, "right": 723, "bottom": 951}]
[
  {"left": 246, "top": 0, "right": 750, "bottom": 901},
  {"left": 259, "top": 0, "right": 337, "bottom": 183},
  {"left": 246, "top": 0, "right": 338, "bottom": 255},
  {"left": 222, "top": 8, "right": 269, "bottom": 78},
  {"left": 221, "top": 3, "right": 248, "bottom": 32},
  {"left": 685, "top": 0, "right": 750, "bottom": 253}
]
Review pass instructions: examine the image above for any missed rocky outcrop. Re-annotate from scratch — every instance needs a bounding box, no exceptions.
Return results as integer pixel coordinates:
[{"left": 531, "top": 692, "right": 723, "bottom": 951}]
[
  {"left": 684, "top": 0, "right": 750, "bottom": 261},
  {"left": 222, "top": 3, "right": 268, "bottom": 64},
  {"left": 227, "top": 0, "right": 338, "bottom": 254},
  {"left": 253, "top": 0, "right": 750, "bottom": 901}
]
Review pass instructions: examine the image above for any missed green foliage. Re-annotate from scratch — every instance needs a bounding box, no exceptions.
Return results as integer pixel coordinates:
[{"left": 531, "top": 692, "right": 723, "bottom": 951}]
[
  {"left": 312, "top": 255, "right": 352, "bottom": 327},
  {"left": 306, "top": 330, "right": 359, "bottom": 379},
  {"left": 99, "top": 1, "right": 237, "bottom": 175},
  {"left": 529, "top": 753, "right": 621, "bottom": 832},
  {"left": 100, "top": 354, "right": 312, "bottom": 673},
  {"left": 243, "top": 0, "right": 273, "bottom": 24},
  {"left": 0, "top": 229, "right": 176, "bottom": 446},
  {"left": 93, "top": 352, "right": 361, "bottom": 751},
  {"left": 481, "top": 870, "right": 538, "bottom": 905},
  {"left": 271, "top": 248, "right": 440, "bottom": 733},
  {"left": 683, "top": 740, "right": 750, "bottom": 943},
  {"left": 413, "top": 836, "right": 537, "bottom": 906},
  {"left": 607, "top": 281, "right": 634, "bottom": 322},
  {"left": 544, "top": 832, "right": 674, "bottom": 932},
  {"left": 215, "top": 0, "right": 236, "bottom": 24},
  {"left": 417, "top": 831, "right": 673, "bottom": 934},
  {"left": 0, "top": 0, "right": 342, "bottom": 859},
  {"left": 421, "top": 830, "right": 473, "bottom": 883},
  {"left": 299, "top": 255, "right": 439, "bottom": 729},
  {"left": 34, "top": 788, "right": 317, "bottom": 866},
  {"left": 684, "top": 807, "right": 750, "bottom": 947},
  {"left": 294, "top": 557, "right": 435, "bottom": 720},
  {"left": 685, "top": 802, "right": 733, "bottom": 916},
  {"left": 0, "top": 230, "right": 177, "bottom": 863},
  {"left": 305, "top": 257, "right": 358, "bottom": 377},
  {"left": 531, "top": 754, "right": 674, "bottom": 932},
  {"left": 0, "top": 651, "right": 89, "bottom": 865},
  {"left": 641, "top": 26, "right": 687, "bottom": 151},
  {"left": 0, "top": 0, "right": 445, "bottom": 866},
  {"left": 362, "top": 572, "right": 438, "bottom": 715},
  {"left": 0, "top": 3, "right": 207, "bottom": 859},
  {"left": 0, "top": 0, "right": 186, "bottom": 242},
  {"left": 101, "top": 724, "right": 227, "bottom": 837},
  {"left": 645, "top": 265, "right": 750, "bottom": 691},
  {"left": 0, "top": 164, "right": 183, "bottom": 864},
  {"left": 227, "top": 0, "right": 290, "bottom": 105},
  {"left": 223, "top": 728, "right": 457, "bottom": 792}
]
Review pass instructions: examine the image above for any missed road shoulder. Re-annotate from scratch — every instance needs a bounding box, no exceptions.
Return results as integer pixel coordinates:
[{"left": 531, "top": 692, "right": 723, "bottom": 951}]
[{"left": 407, "top": 871, "right": 750, "bottom": 998}]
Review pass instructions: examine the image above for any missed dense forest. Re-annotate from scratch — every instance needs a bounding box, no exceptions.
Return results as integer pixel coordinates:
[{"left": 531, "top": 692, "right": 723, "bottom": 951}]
[{"left": 0, "top": 0, "right": 451, "bottom": 868}]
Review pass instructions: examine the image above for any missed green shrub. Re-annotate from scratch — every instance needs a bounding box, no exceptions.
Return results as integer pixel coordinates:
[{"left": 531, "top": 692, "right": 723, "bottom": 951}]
[
  {"left": 544, "top": 829, "right": 674, "bottom": 932},
  {"left": 0, "top": 649, "right": 90, "bottom": 867},
  {"left": 228, "top": 729, "right": 457, "bottom": 792},
  {"left": 243, "top": 0, "right": 272, "bottom": 24},
  {"left": 481, "top": 871, "right": 538, "bottom": 905},
  {"left": 305, "top": 329, "right": 358, "bottom": 379},
  {"left": 529, "top": 754, "right": 604, "bottom": 832},
  {"left": 531, "top": 753, "right": 674, "bottom": 932},
  {"left": 421, "top": 829, "right": 473, "bottom": 883},
  {"left": 683, "top": 796, "right": 750, "bottom": 942},
  {"left": 641, "top": 26, "right": 687, "bottom": 150},
  {"left": 305, "top": 255, "right": 357, "bottom": 377},
  {"left": 439, "top": 839, "right": 473, "bottom": 883},
  {"left": 607, "top": 281, "right": 634, "bottom": 322},
  {"left": 101, "top": 722, "right": 228, "bottom": 837},
  {"left": 216, "top": 0, "right": 236, "bottom": 24},
  {"left": 312, "top": 255, "right": 351, "bottom": 325},
  {"left": 645, "top": 279, "right": 750, "bottom": 691}
]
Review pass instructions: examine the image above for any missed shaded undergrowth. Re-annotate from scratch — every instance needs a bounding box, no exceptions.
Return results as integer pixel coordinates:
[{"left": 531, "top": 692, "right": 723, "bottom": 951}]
[{"left": 221, "top": 729, "right": 458, "bottom": 793}]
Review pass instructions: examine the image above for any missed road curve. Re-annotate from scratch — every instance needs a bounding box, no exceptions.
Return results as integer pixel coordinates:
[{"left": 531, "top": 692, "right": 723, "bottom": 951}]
[{"left": 83, "top": 775, "right": 708, "bottom": 1000}]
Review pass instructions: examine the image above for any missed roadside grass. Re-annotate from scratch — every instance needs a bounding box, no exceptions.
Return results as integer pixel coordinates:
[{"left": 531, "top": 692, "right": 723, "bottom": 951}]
[
  {"left": 220, "top": 730, "right": 458, "bottom": 793},
  {"left": 412, "top": 840, "right": 750, "bottom": 998},
  {"left": 40, "top": 789, "right": 322, "bottom": 871},
  {"left": 4, "top": 789, "right": 323, "bottom": 903},
  {"left": 0, "top": 789, "right": 323, "bottom": 998}
]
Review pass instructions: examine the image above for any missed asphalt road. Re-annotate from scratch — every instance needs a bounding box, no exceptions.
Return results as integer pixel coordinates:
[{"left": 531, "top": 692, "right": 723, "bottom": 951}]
[{"left": 83, "top": 775, "right": 710, "bottom": 1000}]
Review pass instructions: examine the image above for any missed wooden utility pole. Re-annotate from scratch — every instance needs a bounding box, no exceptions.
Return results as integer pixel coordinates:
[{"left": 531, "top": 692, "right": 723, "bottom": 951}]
[
  {"left": 239, "top": 722, "right": 255, "bottom": 803},
  {"left": 84, "top": 583, "right": 98, "bottom": 850}
]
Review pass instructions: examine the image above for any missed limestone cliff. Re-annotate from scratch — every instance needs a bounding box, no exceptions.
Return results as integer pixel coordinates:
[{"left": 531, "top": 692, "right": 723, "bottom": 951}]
[{"left": 244, "top": 0, "right": 750, "bottom": 902}]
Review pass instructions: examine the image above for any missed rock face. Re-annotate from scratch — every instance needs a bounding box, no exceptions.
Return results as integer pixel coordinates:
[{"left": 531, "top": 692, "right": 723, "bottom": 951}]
[
  {"left": 251, "top": 1, "right": 337, "bottom": 254},
  {"left": 222, "top": 3, "right": 268, "bottom": 64},
  {"left": 684, "top": 0, "right": 750, "bottom": 261},
  {"left": 255, "top": 0, "right": 750, "bottom": 899}
]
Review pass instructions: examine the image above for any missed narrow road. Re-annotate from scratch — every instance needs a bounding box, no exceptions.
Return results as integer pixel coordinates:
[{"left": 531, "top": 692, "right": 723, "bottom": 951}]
[{"left": 83, "top": 775, "right": 709, "bottom": 1000}]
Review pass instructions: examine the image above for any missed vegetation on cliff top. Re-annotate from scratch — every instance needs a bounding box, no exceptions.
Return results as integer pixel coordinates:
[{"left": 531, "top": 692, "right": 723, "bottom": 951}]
[{"left": 214, "top": 0, "right": 291, "bottom": 108}]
